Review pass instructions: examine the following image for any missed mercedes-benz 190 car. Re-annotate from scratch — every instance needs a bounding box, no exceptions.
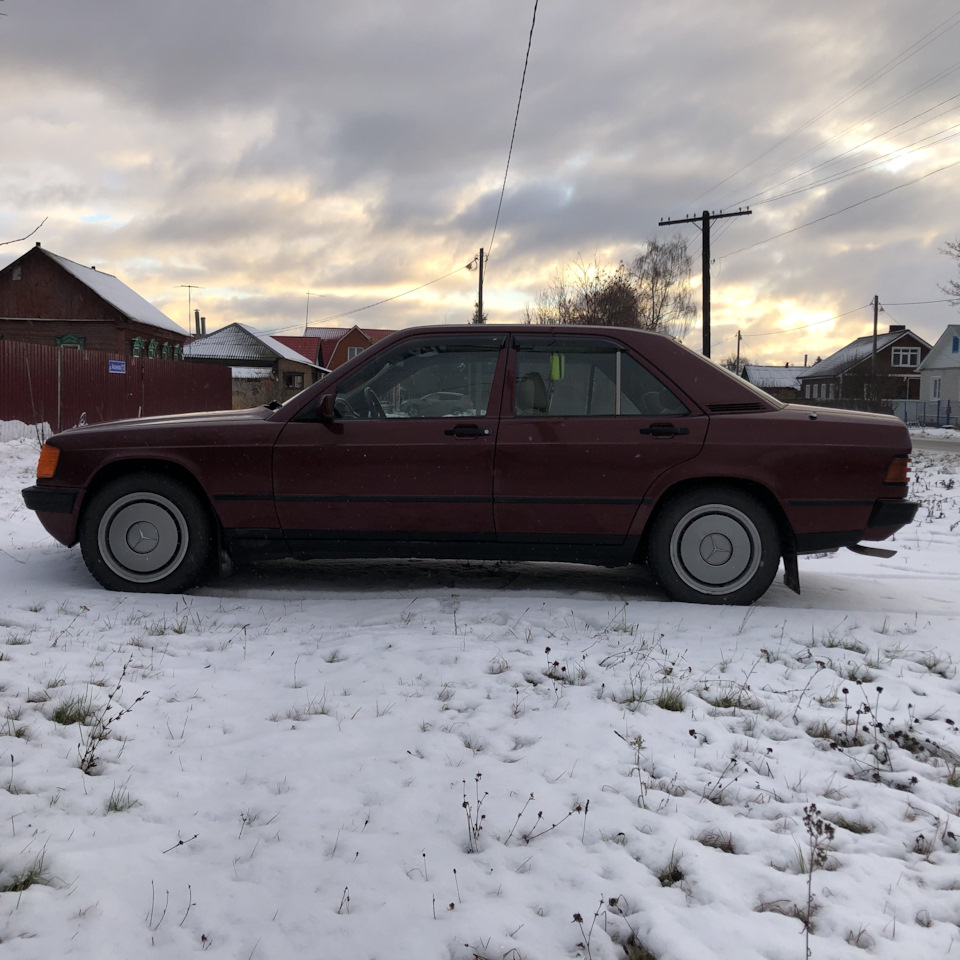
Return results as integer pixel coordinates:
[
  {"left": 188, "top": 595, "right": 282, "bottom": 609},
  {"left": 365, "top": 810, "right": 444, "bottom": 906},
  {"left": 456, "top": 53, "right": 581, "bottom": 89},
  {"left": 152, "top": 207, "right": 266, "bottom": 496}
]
[{"left": 22, "top": 325, "right": 918, "bottom": 604}]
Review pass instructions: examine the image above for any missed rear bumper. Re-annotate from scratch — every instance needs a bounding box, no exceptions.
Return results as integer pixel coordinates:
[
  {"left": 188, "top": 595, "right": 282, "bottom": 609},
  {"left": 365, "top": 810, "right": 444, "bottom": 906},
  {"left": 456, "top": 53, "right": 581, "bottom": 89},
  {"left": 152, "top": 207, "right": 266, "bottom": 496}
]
[
  {"left": 867, "top": 498, "right": 919, "bottom": 528},
  {"left": 794, "top": 498, "right": 919, "bottom": 553}
]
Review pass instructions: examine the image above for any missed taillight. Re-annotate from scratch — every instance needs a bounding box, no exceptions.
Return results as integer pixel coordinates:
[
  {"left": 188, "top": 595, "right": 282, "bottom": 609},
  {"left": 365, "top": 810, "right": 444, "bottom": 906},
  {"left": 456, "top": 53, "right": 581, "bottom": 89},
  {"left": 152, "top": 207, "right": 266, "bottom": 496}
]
[
  {"left": 884, "top": 456, "right": 910, "bottom": 484},
  {"left": 36, "top": 444, "right": 60, "bottom": 479}
]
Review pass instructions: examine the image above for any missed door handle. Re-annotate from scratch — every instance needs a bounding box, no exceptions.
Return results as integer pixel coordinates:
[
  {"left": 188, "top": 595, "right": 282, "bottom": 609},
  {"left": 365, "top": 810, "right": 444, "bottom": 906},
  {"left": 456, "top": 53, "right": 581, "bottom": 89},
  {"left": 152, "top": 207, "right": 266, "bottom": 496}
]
[
  {"left": 444, "top": 424, "right": 491, "bottom": 438},
  {"left": 638, "top": 423, "right": 690, "bottom": 438}
]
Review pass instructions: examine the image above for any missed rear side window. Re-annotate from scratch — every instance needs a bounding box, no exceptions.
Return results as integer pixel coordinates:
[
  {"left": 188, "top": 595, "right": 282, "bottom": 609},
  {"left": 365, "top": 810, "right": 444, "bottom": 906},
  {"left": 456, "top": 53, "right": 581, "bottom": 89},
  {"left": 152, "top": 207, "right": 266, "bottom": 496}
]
[{"left": 513, "top": 335, "right": 688, "bottom": 417}]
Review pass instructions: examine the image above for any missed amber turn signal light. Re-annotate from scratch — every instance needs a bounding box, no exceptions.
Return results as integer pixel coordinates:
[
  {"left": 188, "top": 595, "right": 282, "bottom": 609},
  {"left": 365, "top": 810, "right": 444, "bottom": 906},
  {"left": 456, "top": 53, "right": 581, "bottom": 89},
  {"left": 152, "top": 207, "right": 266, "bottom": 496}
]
[
  {"left": 36, "top": 444, "right": 60, "bottom": 479},
  {"left": 884, "top": 456, "right": 910, "bottom": 484}
]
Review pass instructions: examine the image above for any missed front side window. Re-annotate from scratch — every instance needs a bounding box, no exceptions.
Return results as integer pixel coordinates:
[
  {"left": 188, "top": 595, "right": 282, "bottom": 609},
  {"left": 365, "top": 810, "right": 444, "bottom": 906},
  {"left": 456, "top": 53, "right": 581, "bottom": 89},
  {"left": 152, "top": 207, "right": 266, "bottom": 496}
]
[
  {"left": 319, "top": 335, "right": 505, "bottom": 420},
  {"left": 512, "top": 336, "right": 688, "bottom": 417},
  {"left": 891, "top": 347, "right": 919, "bottom": 367}
]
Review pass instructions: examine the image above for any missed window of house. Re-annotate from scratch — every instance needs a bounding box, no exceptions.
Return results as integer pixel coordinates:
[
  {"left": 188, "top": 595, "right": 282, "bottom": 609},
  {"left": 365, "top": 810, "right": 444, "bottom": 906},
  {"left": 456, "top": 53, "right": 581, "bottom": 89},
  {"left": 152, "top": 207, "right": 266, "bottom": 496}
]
[
  {"left": 952, "top": 336, "right": 959, "bottom": 354},
  {"left": 891, "top": 347, "right": 919, "bottom": 367},
  {"left": 161, "top": 342, "right": 171, "bottom": 360},
  {"left": 173, "top": 345, "right": 182, "bottom": 361},
  {"left": 131, "top": 337, "right": 144, "bottom": 358},
  {"left": 55, "top": 334, "right": 85, "bottom": 350},
  {"left": 147, "top": 339, "right": 159, "bottom": 359},
  {"left": 347, "top": 346, "right": 365, "bottom": 360},
  {"left": 283, "top": 372, "right": 305, "bottom": 390},
  {"left": 513, "top": 336, "right": 688, "bottom": 417},
  {"left": 932, "top": 377, "right": 941, "bottom": 400},
  {"left": 804, "top": 384, "right": 812, "bottom": 399}
]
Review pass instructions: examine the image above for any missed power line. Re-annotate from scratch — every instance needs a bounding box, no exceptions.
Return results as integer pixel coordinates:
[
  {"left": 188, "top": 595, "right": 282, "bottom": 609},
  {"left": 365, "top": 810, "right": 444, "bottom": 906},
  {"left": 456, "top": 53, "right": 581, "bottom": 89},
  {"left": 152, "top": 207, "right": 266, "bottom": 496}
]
[
  {"left": 296, "top": 261, "right": 477, "bottom": 329},
  {"left": 488, "top": 0, "right": 539, "bottom": 258},
  {"left": 740, "top": 304, "right": 871, "bottom": 338},
  {"left": 702, "top": 9, "right": 960, "bottom": 201},
  {"left": 719, "top": 156, "right": 960, "bottom": 260}
]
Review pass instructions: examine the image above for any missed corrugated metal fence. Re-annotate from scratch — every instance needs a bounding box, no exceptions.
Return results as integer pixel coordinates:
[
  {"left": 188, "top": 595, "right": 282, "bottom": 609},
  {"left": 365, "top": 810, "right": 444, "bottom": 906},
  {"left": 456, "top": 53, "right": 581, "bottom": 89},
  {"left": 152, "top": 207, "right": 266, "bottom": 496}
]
[{"left": 0, "top": 340, "right": 231, "bottom": 432}]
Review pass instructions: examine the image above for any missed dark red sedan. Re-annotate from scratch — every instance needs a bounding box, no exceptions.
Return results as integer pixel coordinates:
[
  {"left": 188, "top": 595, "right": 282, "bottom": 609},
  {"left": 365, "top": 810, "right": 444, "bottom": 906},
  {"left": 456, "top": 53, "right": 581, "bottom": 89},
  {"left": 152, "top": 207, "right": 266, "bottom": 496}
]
[{"left": 22, "top": 325, "right": 918, "bottom": 604}]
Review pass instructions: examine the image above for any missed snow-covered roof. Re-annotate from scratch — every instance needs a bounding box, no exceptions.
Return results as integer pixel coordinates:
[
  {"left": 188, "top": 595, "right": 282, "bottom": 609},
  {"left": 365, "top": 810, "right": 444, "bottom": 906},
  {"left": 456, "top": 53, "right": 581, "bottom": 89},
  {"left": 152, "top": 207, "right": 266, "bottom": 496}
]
[
  {"left": 917, "top": 324, "right": 960, "bottom": 372},
  {"left": 741, "top": 365, "right": 801, "bottom": 390},
  {"left": 799, "top": 328, "right": 930, "bottom": 379},
  {"left": 185, "top": 323, "right": 326, "bottom": 368},
  {"left": 45, "top": 251, "right": 186, "bottom": 336}
]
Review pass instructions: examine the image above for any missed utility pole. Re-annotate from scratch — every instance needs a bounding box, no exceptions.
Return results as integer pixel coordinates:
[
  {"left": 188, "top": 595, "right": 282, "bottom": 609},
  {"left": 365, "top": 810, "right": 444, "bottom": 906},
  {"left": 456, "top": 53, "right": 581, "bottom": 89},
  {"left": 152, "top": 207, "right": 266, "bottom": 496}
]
[
  {"left": 735, "top": 329, "right": 742, "bottom": 374},
  {"left": 871, "top": 294, "right": 880, "bottom": 380},
  {"left": 476, "top": 248, "right": 485, "bottom": 324},
  {"left": 305, "top": 291, "right": 323, "bottom": 328},
  {"left": 658, "top": 208, "right": 751, "bottom": 358},
  {"left": 179, "top": 284, "right": 204, "bottom": 336}
]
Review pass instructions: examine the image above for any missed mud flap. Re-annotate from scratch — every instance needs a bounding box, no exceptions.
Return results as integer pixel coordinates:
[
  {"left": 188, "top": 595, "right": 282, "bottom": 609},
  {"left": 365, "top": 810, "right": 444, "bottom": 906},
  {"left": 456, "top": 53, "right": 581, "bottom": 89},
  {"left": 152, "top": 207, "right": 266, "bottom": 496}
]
[{"left": 782, "top": 545, "right": 801, "bottom": 595}]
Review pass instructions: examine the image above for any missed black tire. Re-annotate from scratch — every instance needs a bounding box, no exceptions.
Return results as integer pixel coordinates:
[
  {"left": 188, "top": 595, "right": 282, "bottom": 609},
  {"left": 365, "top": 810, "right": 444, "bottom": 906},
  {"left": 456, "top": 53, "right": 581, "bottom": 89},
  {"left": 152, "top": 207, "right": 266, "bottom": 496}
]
[
  {"left": 646, "top": 487, "right": 780, "bottom": 605},
  {"left": 79, "top": 473, "right": 214, "bottom": 593}
]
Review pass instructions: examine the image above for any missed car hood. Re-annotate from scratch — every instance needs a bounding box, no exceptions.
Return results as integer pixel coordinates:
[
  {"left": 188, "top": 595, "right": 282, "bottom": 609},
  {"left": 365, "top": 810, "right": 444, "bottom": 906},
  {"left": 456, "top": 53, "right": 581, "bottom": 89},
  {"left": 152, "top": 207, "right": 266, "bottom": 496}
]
[{"left": 51, "top": 405, "right": 275, "bottom": 441}]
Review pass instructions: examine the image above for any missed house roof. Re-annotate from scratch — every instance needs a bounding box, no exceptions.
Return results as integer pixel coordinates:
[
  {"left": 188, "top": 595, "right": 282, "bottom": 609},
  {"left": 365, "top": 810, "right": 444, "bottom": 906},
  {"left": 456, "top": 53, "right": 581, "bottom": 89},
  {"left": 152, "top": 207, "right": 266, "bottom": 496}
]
[
  {"left": 273, "top": 335, "right": 321, "bottom": 364},
  {"left": 303, "top": 325, "right": 395, "bottom": 342},
  {"left": 184, "top": 323, "right": 326, "bottom": 368},
  {"left": 43, "top": 250, "right": 186, "bottom": 336},
  {"left": 798, "top": 328, "right": 930, "bottom": 380},
  {"left": 741, "top": 365, "right": 801, "bottom": 390}
]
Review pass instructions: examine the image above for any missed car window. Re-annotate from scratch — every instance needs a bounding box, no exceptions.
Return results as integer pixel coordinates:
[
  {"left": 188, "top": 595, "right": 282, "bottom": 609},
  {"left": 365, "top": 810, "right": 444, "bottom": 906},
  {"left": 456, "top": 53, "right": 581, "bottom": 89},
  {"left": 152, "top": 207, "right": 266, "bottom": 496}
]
[
  {"left": 334, "top": 335, "right": 505, "bottom": 419},
  {"left": 513, "top": 336, "right": 688, "bottom": 417}
]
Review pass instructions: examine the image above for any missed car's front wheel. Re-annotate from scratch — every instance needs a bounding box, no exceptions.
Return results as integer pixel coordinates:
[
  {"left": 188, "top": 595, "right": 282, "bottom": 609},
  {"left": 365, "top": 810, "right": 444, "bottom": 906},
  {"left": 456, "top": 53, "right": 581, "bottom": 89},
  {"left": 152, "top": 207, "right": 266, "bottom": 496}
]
[
  {"left": 79, "top": 473, "right": 214, "bottom": 592},
  {"left": 647, "top": 487, "right": 780, "bottom": 605}
]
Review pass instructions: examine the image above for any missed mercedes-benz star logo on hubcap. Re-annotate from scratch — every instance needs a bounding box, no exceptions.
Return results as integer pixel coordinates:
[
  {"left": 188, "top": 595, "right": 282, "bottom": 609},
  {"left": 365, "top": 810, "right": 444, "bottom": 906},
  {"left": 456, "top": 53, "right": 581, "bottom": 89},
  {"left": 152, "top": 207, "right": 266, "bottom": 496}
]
[
  {"left": 127, "top": 521, "right": 159, "bottom": 554},
  {"left": 699, "top": 533, "right": 733, "bottom": 566}
]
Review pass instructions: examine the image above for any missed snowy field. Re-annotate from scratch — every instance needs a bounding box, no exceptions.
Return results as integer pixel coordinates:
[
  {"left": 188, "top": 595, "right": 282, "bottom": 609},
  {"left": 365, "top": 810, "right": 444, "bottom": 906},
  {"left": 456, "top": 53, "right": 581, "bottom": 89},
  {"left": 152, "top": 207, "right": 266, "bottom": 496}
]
[{"left": 1, "top": 428, "right": 959, "bottom": 960}]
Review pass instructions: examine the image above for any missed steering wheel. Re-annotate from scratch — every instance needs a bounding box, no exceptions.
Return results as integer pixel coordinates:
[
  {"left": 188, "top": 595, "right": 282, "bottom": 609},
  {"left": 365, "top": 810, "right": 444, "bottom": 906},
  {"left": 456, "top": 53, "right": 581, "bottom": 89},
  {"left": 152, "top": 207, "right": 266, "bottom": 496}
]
[{"left": 364, "top": 387, "right": 386, "bottom": 419}]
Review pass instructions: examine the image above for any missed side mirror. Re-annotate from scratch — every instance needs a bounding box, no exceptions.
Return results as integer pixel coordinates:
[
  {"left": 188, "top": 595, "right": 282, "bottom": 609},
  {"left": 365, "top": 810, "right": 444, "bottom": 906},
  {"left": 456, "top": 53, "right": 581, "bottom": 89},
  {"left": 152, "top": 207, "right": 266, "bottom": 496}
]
[{"left": 316, "top": 392, "right": 337, "bottom": 421}]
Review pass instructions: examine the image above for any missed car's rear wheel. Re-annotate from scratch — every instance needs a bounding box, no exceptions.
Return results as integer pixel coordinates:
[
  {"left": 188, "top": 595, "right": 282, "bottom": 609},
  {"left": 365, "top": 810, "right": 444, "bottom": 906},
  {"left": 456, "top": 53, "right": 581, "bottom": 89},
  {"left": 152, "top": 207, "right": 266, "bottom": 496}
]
[
  {"left": 647, "top": 487, "right": 780, "bottom": 605},
  {"left": 79, "top": 473, "right": 214, "bottom": 592}
]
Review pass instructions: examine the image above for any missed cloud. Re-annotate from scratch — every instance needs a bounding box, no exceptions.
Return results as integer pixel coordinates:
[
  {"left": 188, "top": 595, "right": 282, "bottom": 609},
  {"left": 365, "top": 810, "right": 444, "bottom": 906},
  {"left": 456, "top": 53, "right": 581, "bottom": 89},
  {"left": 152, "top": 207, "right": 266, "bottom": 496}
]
[{"left": 2, "top": 0, "right": 959, "bottom": 360}]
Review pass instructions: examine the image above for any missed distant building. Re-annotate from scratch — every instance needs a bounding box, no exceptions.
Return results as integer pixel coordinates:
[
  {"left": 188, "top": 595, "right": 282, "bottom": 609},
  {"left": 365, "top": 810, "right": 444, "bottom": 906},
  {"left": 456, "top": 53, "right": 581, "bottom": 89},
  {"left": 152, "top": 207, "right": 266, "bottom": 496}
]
[
  {"left": 0, "top": 243, "right": 188, "bottom": 357},
  {"left": 796, "top": 326, "right": 931, "bottom": 402},
  {"left": 741, "top": 365, "right": 801, "bottom": 401},
  {"left": 916, "top": 324, "right": 960, "bottom": 423},
  {"left": 184, "top": 322, "right": 327, "bottom": 407},
  {"left": 303, "top": 325, "right": 395, "bottom": 369}
]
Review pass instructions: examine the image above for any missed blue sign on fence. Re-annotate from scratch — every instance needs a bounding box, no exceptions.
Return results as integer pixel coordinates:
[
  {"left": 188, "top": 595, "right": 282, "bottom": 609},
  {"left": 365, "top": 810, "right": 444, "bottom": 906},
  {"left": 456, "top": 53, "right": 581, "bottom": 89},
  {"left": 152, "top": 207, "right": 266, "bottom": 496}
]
[{"left": 108, "top": 360, "right": 126, "bottom": 374}]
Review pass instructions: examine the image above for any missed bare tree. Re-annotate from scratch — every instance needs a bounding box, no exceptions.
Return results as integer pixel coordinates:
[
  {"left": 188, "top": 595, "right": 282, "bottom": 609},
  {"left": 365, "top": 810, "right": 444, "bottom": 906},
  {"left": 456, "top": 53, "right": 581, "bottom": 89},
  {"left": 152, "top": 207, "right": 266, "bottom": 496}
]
[
  {"left": 524, "top": 239, "right": 696, "bottom": 338},
  {"left": 717, "top": 353, "right": 753, "bottom": 376},
  {"left": 523, "top": 257, "right": 636, "bottom": 327},
  {"left": 941, "top": 239, "right": 960, "bottom": 305},
  {"left": 627, "top": 235, "right": 697, "bottom": 340}
]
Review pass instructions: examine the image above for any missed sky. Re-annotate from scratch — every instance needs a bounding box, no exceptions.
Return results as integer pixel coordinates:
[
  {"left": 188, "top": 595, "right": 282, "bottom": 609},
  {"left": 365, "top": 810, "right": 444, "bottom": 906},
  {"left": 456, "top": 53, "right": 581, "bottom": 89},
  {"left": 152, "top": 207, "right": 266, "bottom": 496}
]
[
  {"left": 2, "top": 0, "right": 960, "bottom": 364},
  {"left": 3, "top": 426, "right": 960, "bottom": 959}
]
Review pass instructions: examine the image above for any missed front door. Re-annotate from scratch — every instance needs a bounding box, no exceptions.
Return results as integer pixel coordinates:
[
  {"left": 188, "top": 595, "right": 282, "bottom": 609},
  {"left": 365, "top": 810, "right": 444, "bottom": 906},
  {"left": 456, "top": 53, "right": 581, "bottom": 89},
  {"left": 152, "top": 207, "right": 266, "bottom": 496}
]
[{"left": 273, "top": 332, "right": 506, "bottom": 554}]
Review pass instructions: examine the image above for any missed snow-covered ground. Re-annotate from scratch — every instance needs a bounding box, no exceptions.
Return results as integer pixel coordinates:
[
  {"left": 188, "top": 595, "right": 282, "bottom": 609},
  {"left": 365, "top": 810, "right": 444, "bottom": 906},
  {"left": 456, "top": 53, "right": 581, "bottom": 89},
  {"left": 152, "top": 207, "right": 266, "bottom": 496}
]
[{"left": 1, "top": 431, "right": 958, "bottom": 960}]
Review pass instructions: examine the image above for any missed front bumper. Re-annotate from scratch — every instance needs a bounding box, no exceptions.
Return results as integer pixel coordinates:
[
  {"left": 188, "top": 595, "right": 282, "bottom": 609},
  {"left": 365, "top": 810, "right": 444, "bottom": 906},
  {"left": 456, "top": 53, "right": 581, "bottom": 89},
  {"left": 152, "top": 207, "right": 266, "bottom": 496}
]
[{"left": 22, "top": 485, "right": 80, "bottom": 515}]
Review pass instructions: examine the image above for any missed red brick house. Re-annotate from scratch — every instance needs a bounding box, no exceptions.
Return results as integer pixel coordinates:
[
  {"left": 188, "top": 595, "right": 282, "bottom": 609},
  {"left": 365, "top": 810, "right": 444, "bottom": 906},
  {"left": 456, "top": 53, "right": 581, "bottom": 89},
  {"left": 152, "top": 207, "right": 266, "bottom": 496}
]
[
  {"left": 0, "top": 243, "right": 189, "bottom": 357},
  {"left": 302, "top": 325, "right": 394, "bottom": 369}
]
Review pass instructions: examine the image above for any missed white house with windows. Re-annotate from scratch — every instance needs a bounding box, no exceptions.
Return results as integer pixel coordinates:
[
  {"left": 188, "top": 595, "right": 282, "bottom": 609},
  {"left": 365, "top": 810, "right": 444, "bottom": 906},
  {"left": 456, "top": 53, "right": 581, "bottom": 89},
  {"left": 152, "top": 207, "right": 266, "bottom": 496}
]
[{"left": 916, "top": 324, "right": 960, "bottom": 424}]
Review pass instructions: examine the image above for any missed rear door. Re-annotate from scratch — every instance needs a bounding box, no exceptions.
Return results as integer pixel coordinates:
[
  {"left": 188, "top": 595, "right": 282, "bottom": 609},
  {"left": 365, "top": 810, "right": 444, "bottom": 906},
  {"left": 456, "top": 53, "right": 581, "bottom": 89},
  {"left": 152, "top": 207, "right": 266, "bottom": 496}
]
[
  {"left": 494, "top": 333, "right": 707, "bottom": 546},
  {"left": 273, "top": 332, "right": 506, "bottom": 553}
]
